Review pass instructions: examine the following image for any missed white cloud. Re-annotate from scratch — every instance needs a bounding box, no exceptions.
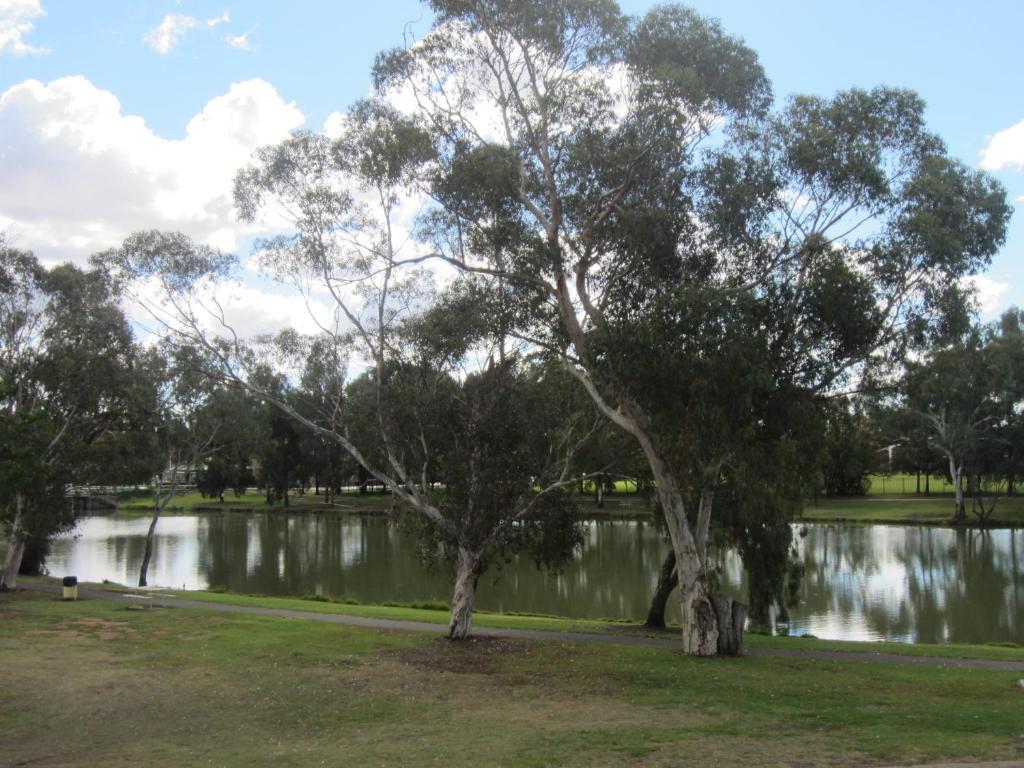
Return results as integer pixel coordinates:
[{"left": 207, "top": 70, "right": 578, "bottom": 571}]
[
  {"left": 144, "top": 14, "right": 198, "bottom": 54},
  {"left": 223, "top": 30, "right": 253, "bottom": 51},
  {"left": 963, "top": 274, "right": 1010, "bottom": 317},
  {"left": 0, "top": 76, "right": 304, "bottom": 265},
  {"left": 144, "top": 11, "right": 231, "bottom": 54},
  {"left": 206, "top": 11, "right": 230, "bottom": 28},
  {"left": 0, "top": 0, "right": 48, "bottom": 56},
  {"left": 980, "top": 118, "right": 1024, "bottom": 172}
]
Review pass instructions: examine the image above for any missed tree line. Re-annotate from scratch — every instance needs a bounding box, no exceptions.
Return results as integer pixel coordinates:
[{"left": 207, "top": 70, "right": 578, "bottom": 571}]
[
  {"left": 1, "top": 0, "right": 1012, "bottom": 656},
  {"left": 821, "top": 308, "right": 1024, "bottom": 521}
]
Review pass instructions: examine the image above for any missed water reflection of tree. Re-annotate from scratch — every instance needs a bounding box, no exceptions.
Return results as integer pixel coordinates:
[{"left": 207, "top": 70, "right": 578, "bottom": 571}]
[{"left": 793, "top": 525, "right": 1021, "bottom": 644}]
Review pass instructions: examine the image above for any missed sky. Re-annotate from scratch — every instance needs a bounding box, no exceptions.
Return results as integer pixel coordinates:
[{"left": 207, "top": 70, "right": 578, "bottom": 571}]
[{"left": 2, "top": 0, "right": 1022, "bottom": 336}]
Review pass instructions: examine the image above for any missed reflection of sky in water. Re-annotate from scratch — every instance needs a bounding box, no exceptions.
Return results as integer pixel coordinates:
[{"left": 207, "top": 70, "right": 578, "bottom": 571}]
[
  {"left": 51, "top": 516, "right": 206, "bottom": 591},
  {"left": 46, "top": 514, "right": 1023, "bottom": 645}
]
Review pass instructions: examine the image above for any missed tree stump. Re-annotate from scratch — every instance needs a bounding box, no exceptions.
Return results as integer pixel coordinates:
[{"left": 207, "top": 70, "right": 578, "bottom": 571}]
[{"left": 711, "top": 593, "right": 747, "bottom": 656}]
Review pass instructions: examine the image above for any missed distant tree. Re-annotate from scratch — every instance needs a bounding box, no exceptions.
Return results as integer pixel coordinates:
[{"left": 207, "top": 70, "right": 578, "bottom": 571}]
[
  {"left": 820, "top": 402, "right": 876, "bottom": 497},
  {"left": 137, "top": 343, "right": 224, "bottom": 587},
  {"left": 986, "top": 309, "right": 1024, "bottom": 498},
  {"left": 902, "top": 336, "right": 996, "bottom": 521}
]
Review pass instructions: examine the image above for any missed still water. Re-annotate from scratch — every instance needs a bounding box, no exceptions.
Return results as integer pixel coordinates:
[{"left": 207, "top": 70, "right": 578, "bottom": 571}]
[{"left": 46, "top": 512, "right": 1024, "bottom": 645}]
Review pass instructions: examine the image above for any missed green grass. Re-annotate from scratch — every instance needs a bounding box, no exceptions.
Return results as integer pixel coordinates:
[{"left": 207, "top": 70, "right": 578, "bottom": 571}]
[
  {"left": 864, "top": 472, "right": 960, "bottom": 496},
  {"left": 2, "top": 588, "right": 1022, "bottom": 767},
  {"left": 113, "top": 488, "right": 397, "bottom": 514},
  {"left": 802, "top": 495, "right": 1024, "bottom": 526},
  {"left": 40, "top": 578, "right": 1024, "bottom": 663}
]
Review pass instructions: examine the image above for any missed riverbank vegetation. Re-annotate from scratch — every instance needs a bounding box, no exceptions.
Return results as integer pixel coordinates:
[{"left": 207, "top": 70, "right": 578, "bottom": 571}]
[
  {"left": 2, "top": 588, "right": 1022, "bottom": 767},
  {"left": 802, "top": 495, "right": 1024, "bottom": 526}
]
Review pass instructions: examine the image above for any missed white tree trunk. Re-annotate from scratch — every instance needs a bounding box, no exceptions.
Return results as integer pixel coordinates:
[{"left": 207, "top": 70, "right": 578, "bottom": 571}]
[
  {"left": 658, "top": 484, "right": 719, "bottom": 656},
  {"left": 948, "top": 455, "right": 965, "bottom": 521},
  {"left": 0, "top": 497, "right": 26, "bottom": 590},
  {"left": 447, "top": 548, "right": 481, "bottom": 640},
  {"left": 674, "top": 534, "right": 719, "bottom": 655}
]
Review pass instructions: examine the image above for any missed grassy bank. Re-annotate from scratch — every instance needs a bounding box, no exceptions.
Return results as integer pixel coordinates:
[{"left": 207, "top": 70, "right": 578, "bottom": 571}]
[
  {"left": 113, "top": 489, "right": 397, "bottom": 515},
  {"left": 138, "top": 585, "right": 1024, "bottom": 663},
  {"left": 801, "top": 495, "right": 1024, "bottom": 526},
  {"left": 111, "top": 489, "right": 652, "bottom": 517},
  {"left": 2, "top": 588, "right": 1022, "bottom": 767}
]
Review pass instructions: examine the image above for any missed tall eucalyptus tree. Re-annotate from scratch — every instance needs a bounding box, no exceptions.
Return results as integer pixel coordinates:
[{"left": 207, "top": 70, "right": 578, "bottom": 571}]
[{"left": 370, "top": 0, "right": 1010, "bottom": 654}]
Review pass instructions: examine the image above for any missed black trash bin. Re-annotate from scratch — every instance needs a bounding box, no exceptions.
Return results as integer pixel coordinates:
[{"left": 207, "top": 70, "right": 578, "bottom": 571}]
[{"left": 62, "top": 576, "right": 78, "bottom": 601}]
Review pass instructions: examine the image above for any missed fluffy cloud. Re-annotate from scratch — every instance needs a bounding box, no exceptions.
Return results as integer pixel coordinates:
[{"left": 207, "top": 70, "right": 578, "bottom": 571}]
[
  {"left": 963, "top": 274, "right": 1010, "bottom": 317},
  {"left": 0, "top": 76, "right": 304, "bottom": 263},
  {"left": 144, "top": 11, "right": 230, "bottom": 54},
  {"left": 980, "top": 118, "right": 1024, "bottom": 172},
  {"left": 0, "top": 0, "right": 48, "bottom": 56}
]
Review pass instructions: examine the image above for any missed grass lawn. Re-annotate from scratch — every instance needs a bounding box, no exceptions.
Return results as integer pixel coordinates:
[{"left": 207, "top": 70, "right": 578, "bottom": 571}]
[
  {"left": 864, "top": 473, "right": 960, "bottom": 496},
  {"left": 2, "top": 589, "right": 1022, "bottom": 767},
  {"left": 144, "top": 585, "right": 1024, "bottom": 663},
  {"left": 113, "top": 488, "right": 397, "bottom": 514},
  {"left": 801, "top": 495, "right": 1024, "bottom": 526}
]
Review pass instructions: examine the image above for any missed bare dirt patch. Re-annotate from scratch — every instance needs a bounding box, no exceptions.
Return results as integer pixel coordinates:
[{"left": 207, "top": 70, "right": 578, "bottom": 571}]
[
  {"left": 389, "top": 635, "right": 537, "bottom": 675},
  {"left": 24, "top": 617, "right": 140, "bottom": 641}
]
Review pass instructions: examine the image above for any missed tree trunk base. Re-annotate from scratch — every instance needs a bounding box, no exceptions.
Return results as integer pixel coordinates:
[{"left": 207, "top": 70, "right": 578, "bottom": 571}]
[
  {"left": 447, "top": 549, "right": 481, "bottom": 640},
  {"left": 710, "top": 593, "right": 747, "bottom": 656}
]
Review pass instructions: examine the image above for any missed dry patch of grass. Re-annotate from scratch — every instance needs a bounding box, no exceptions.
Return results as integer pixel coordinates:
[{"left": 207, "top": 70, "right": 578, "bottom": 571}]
[{"left": 1, "top": 590, "right": 1020, "bottom": 768}]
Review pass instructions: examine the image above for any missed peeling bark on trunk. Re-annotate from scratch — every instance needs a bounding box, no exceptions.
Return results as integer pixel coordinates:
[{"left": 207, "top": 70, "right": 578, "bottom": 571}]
[
  {"left": 0, "top": 497, "right": 26, "bottom": 591},
  {"left": 711, "top": 593, "right": 747, "bottom": 656},
  {"left": 645, "top": 459, "right": 722, "bottom": 656},
  {"left": 645, "top": 549, "right": 677, "bottom": 628},
  {"left": 662, "top": 502, "right": 718, "bottom": 656},
  {"left": 447, "top": 548, "right": 482, "bottom": 640}
]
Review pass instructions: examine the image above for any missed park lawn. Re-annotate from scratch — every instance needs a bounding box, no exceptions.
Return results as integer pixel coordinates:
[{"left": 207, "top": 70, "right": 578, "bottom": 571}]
[
  {"left": 800, "top": 495, "right": 1024, "bottom": 526},
  {"left": 2, "top": 590, "right": 1022, "bottom": 768},
  {"left": 32, "top": 577, "right": 1024, "bottom": 663},
  {"left": 113, "top": 488, "right": 396, "bottom": 514},
  {"left": 864, "top": 473, "right": 959, "bottom": 496}
]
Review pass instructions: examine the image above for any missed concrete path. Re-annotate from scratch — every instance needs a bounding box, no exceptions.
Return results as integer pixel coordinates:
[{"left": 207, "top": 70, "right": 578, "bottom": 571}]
[{"left": 18, "top": 582, "right": 1024, "bottom": 672}]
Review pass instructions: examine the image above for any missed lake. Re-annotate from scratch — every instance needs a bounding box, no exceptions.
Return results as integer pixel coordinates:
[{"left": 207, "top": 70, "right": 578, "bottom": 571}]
[{"left": 45, "top": 511, "right": 1024, "bottom": 645}]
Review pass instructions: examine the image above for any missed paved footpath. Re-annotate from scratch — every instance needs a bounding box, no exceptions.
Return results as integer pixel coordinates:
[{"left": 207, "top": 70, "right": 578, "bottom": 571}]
[{"left": 18, "top": 582, "right": 1024, "bottom": 673}]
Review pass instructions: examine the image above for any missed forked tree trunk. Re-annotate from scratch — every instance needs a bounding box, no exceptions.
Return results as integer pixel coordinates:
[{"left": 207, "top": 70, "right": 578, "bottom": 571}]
[
  {"left": 660, "top": 492, "right": 719, "bottom": 656},
  {"left": 645, "top": 549, "right": 677, "bottom": 628},
  {"left": 447, "top": 548, "right": 482, "bottom": 640},
  {"left": 0, "top": 497, "right": 26, "bottom": 591},
  {"left": 676, "top": 549, "right": 718, "bottom": 655}
]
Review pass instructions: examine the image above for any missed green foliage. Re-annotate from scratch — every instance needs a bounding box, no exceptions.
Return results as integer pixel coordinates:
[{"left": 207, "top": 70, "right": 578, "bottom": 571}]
[
  {"left": 821, "top": 403, "right": 877, "bottom": 496},
  {"left": 1, "top": 242, "right": 150, "bottom": 575}
]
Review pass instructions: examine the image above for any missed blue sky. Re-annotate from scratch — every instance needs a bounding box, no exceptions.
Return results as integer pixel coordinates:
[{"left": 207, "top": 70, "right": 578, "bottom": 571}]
[{"left": 2, "top": 0, "right": 1022, "bottom": 329}]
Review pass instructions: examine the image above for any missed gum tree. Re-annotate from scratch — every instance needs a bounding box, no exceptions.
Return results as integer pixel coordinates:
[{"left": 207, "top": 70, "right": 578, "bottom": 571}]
[
  {"left": 100, "top": 102, "right": 594, "bottom": 637},
  {"left": 372, "top": 0, "right": 1010, "bottom": 654},
  {"left": 1, "top": 244, "right": 143, "bottom": 588}
]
